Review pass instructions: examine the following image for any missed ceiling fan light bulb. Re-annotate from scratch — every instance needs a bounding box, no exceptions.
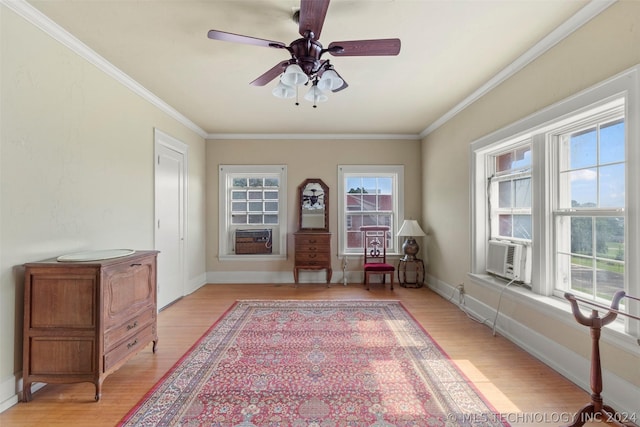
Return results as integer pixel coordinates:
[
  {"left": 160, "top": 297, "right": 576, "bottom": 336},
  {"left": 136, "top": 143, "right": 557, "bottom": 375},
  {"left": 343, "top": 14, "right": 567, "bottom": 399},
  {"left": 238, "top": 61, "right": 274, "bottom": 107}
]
[
  {"left": 281, "top": 64, "right": 308, "bottom": 86},
  {"left": 304, "top": 85, "right": 328, "bottom": 104},
  {"left": 272, "top": 81, "right": 296, "bottom": 99},
  {"left": 318, "top": 69, "right": 343, "bottom": 91}
]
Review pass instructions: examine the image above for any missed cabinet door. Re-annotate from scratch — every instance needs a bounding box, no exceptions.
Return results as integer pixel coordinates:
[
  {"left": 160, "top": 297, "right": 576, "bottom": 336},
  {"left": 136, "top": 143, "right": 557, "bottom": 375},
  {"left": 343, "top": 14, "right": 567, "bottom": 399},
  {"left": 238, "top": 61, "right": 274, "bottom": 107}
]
[{"left": 103, "top": 259, "right": 155, "bottom": 328}]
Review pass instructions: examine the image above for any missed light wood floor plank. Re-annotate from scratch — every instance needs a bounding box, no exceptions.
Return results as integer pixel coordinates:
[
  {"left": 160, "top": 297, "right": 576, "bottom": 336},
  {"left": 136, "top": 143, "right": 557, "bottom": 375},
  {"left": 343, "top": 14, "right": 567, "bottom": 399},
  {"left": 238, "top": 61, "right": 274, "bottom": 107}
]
[{"left": 1, "top": 284, "right": 607, "bottom": 426}]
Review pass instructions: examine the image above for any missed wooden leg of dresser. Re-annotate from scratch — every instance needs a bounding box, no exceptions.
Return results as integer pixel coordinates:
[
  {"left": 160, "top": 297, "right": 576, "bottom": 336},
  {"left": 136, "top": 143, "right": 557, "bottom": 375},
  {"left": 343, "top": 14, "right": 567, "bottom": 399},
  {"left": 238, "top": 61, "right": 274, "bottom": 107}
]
[{"left": 22, "top": 381, "right": 32, "bottom": 402}]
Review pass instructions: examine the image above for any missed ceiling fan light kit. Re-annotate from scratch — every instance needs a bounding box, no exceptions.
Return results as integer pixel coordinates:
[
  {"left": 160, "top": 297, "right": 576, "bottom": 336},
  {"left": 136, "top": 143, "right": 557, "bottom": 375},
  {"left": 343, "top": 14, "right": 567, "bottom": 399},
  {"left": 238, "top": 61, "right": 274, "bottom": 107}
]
[{"left": 207, "top": 0, "right": 400, "bottom": 108}]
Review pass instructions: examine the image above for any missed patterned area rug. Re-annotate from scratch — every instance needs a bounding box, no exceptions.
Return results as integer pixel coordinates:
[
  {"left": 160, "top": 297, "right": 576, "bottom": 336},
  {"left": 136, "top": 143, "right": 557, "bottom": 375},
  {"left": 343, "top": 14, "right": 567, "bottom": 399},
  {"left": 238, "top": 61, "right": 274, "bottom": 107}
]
[{"left": 119, "top": 300, "right": 509, "bottom": 426}]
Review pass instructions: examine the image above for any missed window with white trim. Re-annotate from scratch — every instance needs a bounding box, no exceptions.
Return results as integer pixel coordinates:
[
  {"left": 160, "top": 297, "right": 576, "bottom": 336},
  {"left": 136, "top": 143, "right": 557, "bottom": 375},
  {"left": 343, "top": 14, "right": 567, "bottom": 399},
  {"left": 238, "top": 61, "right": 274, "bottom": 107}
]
[
  {"left": 218, "top": 165, "right": 287, "bottom": 259},
  {"left": 338, "top": 165, "right": 404, "bottom": 255},
  {"left": 553, "top": 114, "right": 625, "bottom": 302},
  {"left": 489, "top": 144, "right": 532, "bottom": 242},
  {"left": 470, "top": 66, "right": 639, "bottom": 337}
]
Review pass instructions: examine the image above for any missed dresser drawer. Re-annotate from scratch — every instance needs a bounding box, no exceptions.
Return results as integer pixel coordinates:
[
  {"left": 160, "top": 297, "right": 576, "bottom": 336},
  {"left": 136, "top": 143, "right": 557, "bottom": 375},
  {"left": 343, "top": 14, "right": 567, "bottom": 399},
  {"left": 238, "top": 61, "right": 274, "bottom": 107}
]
[
  {"left": 295, "top": 234, "right": 330, "bottom": 246},
  {"left": 104, "top": 324, "right": 154, "bottom": 372},
  {"left": 104, "top": 308, "right": 155, "bottom": 351},
  {"left": 296, "top": 243, "right": 330, "bottom": 253},
  {"left": 295, "top": 252, "right": 330, "bottom": 264}
]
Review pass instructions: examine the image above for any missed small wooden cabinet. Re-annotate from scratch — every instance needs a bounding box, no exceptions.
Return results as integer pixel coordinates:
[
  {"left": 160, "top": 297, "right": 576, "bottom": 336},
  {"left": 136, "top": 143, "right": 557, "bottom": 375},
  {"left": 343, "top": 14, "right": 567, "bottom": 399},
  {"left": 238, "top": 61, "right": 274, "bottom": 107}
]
[
  {"left": 22, "top": 250, "right": 159, "bottom": 402},
  {"left": 294, "top": 231, "right": 332, "bottom": 285}
]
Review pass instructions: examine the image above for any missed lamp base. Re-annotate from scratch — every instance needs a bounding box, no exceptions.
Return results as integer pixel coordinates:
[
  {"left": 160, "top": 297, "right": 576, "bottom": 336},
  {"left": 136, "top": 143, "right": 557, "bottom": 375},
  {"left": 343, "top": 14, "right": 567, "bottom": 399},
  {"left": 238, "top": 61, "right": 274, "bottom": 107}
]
[{"left": 401, "top": 238, "right": 420, "bottom": 261}]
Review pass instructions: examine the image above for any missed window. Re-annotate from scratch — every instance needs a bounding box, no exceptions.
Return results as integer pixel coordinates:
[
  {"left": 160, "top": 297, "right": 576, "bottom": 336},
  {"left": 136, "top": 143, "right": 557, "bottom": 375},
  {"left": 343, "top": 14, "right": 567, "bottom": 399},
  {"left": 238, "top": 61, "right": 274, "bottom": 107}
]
[
  {"left": 338, "top": 165, "right": 404, "bottom": 255},
  {"left": 554, "top": 116, "right": 625, "bottom": 302},
  {"left": 470, "top": 65, "right": 639, "bottom": 337},
  {"left": 489, "top": 145, "right": 532, "bottom": 242},
  {"left": 219, "top": 165, "right": 287, "bottom": 259}
]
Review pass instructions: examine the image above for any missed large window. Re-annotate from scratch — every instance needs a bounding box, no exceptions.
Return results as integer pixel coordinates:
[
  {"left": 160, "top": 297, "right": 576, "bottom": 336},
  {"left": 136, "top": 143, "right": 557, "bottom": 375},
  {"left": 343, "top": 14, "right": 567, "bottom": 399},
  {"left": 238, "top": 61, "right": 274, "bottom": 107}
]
[
  {"left": 554, "top": 116, "right": 625, "bottom": 302},
  {"left": 338, "top": 165, "right": 404, "bottom": 255},
  {"left": 470, "top": 66, "right": 639, "bottom": 337},
  {"left": 219, "top": 165, "right": 287, "bottom": 259}
]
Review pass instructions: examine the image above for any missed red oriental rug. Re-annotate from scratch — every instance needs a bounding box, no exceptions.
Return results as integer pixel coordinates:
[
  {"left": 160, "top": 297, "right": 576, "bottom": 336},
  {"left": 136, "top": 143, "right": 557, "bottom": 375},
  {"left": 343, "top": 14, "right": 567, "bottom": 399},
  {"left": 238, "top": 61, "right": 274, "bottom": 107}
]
[{"left": 119, "top": 300, "right": 509, "bottom": 426}]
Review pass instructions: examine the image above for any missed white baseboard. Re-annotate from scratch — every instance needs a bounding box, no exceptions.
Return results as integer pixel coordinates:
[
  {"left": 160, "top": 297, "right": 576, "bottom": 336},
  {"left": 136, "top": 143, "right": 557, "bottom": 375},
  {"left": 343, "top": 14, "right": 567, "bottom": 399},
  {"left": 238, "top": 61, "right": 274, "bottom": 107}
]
[
  {"left": 0, "top": 375, "right": 18, "bottom": 413},
  {"left": 206, "top": 270, "right": 357, "bottom": 285},
  {"left": 186, "top": 273, "right": 207, "bottom": 295},
  {"left": 426, "top": 274, "right": 640, "bottom": 416}
]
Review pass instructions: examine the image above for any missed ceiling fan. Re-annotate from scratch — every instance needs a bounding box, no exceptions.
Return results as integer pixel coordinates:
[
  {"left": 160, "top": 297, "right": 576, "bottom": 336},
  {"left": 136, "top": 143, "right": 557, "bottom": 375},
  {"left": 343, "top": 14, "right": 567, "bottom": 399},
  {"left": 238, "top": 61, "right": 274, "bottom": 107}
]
[{"left": 207, "top": 0, "right": 401, "bottom": 106}]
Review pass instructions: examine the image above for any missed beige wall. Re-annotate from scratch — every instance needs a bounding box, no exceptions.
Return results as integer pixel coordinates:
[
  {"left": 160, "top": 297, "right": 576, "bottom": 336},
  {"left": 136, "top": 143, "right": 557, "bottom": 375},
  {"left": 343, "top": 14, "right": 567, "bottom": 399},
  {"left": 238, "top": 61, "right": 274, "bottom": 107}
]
[
  {"left": 0, "top": 5, "right": 207, "bottom": 408},
  {"left": 206, "top": 138, "right": 423, "bottom": 279},
  {"left": 423, "top": 0, "right": 640, "bottom": 392}
]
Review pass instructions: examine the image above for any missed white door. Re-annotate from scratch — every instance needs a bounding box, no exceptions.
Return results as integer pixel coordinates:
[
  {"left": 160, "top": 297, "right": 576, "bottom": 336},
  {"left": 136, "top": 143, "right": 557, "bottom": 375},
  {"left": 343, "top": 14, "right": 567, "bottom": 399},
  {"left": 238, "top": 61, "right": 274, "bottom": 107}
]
[{"left": 154, "top": 130, "right": 187, "bottom": 309}]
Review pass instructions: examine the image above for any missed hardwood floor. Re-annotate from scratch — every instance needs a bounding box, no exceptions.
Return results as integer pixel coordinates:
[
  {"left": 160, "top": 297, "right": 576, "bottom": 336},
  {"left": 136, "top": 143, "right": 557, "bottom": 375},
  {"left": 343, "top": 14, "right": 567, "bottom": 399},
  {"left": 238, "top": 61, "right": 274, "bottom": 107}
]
[{"left": 1, "top": 283, "right": 607, "bottom": 426}]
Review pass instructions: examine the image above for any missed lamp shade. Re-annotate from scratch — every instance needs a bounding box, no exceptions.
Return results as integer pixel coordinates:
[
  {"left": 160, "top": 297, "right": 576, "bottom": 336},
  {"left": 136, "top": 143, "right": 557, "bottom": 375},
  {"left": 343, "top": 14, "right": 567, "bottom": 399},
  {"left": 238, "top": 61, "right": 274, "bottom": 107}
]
[
  {"left": 397, "top": 220, "right": 426, "bottom": 237},
  {"left": 280, "top": 64, "right": 309, "bottom": 86},
  {"left": 272, "top": 81, "right": 295, "bottom": 99},
  {"left": 304, "top": 85, "right": 328, "bottom": 104},
  {"left": 317, "top": 69, "right": 344, "bottom": 92}
]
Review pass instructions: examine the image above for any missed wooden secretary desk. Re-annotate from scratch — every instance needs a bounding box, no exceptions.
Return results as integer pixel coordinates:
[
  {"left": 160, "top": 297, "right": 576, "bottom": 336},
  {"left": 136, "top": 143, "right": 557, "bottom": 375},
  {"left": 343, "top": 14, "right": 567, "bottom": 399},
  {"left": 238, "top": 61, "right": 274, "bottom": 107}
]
[{"left": 294, "top": 179, "right": 332, "bottom": 285}]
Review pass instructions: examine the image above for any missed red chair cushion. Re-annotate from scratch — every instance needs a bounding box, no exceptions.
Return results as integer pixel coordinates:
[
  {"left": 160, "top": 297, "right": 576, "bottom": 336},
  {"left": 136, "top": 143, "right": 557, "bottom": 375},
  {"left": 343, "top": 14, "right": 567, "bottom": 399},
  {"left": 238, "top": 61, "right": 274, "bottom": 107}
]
[{"left": 363, "top": 263, "right": 395, "bottom": 272}]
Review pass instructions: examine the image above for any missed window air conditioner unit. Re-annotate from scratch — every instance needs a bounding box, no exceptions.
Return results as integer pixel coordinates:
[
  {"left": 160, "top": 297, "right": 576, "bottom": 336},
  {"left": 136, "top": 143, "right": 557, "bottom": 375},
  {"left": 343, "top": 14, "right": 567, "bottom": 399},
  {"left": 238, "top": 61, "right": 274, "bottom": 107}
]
[{"left": 486, "top": 240, "right": 531, "bottom": 284}]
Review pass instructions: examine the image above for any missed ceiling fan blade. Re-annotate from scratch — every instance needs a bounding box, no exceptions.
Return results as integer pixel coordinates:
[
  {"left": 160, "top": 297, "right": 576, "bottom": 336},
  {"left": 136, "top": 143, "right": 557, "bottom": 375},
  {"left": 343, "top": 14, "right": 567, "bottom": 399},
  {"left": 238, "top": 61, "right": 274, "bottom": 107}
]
[
  {"left": 207, "top": 30, "right": 286, "bottom": 49},
  {"left": 298, "top": 0, "right": 330, "bottom": 39},
  {"left": 250, "top": 60, "right": 290, "bottom": 86},
  {"left": 328, "top": 39, "right": 401, "bottom": 56}
]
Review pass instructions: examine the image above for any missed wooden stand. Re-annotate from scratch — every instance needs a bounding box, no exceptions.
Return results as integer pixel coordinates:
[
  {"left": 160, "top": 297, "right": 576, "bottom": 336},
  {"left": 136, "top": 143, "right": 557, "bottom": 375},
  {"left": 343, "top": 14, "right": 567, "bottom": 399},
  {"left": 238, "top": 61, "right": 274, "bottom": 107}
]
[{"left": 563, "top": 291, "right": 639, "bottom": 427}]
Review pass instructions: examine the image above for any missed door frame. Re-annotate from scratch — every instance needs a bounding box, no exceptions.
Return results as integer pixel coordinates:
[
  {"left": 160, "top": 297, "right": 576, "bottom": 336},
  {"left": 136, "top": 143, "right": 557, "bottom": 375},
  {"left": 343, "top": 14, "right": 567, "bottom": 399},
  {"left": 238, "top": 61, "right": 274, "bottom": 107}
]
[{"left": 154, "top": 128, "right": 188, "bottom": 307}]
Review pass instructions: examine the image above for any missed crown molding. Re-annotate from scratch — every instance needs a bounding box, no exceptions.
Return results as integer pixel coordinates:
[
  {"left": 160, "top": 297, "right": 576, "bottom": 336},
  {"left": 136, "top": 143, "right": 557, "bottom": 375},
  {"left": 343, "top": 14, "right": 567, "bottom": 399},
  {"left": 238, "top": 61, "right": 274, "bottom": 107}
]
[
  {"left": 206, "top": 133, "right": 421, "bottom": 140},
  {"left": 419, "top": 0, "right": 617, "bottom": 138},
  {"left": 2, "top": 0, "right": 208, "bottom": 139}
]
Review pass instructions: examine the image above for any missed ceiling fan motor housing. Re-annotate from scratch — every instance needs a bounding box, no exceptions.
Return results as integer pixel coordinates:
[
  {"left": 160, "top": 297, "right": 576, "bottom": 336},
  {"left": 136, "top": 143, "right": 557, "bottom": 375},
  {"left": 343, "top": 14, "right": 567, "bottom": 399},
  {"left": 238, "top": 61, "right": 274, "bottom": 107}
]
[{"left": 289, "top": 37, "right": 323, "bottom": 77}]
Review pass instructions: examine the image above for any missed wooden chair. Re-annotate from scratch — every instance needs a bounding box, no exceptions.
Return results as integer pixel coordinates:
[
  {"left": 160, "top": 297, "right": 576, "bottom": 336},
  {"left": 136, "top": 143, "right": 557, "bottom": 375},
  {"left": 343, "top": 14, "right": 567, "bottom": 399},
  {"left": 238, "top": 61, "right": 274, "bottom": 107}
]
[{"left": 360, "top": 226, "right": 395, "bottom": 290}]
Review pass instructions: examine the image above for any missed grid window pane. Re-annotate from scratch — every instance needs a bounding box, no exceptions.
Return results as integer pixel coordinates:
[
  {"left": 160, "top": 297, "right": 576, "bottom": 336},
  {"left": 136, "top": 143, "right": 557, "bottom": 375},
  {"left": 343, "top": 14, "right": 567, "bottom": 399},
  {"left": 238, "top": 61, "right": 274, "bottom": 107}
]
[
  {"left": 231, "top": 214, "right": 247, "bottom": 224},
  {"left": 569, "top": 128, "right": 597, "bottom": 169},
  {"left": 248, "top": 214, "right": 262, "bottom": 224},
  {"left": 599, "top": 163, "right": 625, "bottom": 208},
  {"left": 514, "top": 178, "right": 531, "bottom": 208},
  {"left": 265, "top": 201, "right": 278, "bottom": 211},
  {"left": 248, "top": 202, "right": 262, "bottom": 212},
  {"left": 231, "top": 201, "right": 246, "bottom": 212},
  {"left": 599, "top": 119, "right": 624, "bottom": 164},
  {"left": 498, "top": 181, "right": 511, "bottom": 208},
  {"left": 499, "top": 215, "right": 512, "bottom": 237},
  {"left": 513, "top": 214, "right": 532, "bottom": 239},
  {"left": 568, "top": 168, "right": 597, "bottom": 206}
]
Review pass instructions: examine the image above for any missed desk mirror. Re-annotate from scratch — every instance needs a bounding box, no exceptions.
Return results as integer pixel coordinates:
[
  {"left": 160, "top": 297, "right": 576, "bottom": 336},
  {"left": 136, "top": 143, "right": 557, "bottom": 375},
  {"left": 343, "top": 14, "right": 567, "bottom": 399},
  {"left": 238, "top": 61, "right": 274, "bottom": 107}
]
[{"left": 298, "top": 179, "right": 329, "bottom": 231}]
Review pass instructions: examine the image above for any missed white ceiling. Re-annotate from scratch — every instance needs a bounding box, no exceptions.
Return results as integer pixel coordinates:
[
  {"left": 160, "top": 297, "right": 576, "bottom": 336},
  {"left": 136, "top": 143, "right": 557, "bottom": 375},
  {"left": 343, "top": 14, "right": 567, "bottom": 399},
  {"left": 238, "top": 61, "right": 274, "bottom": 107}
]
[{"left": 18, "top": 0, "right": 609, "bottom": 137}]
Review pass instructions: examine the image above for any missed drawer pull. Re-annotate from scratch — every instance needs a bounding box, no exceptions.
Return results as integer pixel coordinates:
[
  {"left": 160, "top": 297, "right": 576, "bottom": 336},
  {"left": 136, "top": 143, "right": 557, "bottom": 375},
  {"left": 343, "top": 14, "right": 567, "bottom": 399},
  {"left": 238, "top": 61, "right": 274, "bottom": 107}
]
[
  {"left": 309, "top": 254, "right": 317, "bottom": 258},
  {"left": 130, "top": 263, "right": 142, "bottom": 267},
  {"left": 309, "top": 239, "right": 317, "bottom": 243},
  {"left": 127, "top": 321, "right": 138, "bottom": 330},
  {"left": 127, "top": 339, "right": 138, "bottom": 349}
]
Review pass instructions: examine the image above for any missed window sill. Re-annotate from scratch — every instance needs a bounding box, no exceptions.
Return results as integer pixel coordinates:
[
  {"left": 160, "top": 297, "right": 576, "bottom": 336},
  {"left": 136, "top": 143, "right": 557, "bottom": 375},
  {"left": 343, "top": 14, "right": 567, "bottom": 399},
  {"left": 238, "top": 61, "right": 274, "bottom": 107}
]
[{"left": 468, "top": 273, "right": 640, "bottom": 354}]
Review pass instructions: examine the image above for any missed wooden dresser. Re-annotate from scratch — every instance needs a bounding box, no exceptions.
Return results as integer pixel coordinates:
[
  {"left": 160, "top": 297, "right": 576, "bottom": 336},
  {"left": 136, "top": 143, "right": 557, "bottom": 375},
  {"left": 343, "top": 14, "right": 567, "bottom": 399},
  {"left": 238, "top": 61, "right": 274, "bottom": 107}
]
[
  {"left": 22, "top": 250, "right": 159, "bottom": 402},
  {"left": 294, "top": 231, "right": 332, "bottom": 284}
]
